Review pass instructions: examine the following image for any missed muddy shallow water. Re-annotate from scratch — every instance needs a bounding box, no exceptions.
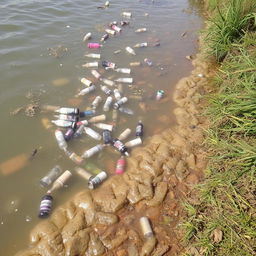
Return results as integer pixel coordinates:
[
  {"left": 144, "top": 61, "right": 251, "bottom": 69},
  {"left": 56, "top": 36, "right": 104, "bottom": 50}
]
[{"left": 0, "top": 0, "right": 204, "bottom": 255}]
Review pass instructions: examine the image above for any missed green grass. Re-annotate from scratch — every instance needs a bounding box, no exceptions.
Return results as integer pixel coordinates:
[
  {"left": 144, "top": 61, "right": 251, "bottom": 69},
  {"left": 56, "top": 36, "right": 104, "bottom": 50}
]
[{"left": 183, "top": 0, "right": 256, "bottom": 255}]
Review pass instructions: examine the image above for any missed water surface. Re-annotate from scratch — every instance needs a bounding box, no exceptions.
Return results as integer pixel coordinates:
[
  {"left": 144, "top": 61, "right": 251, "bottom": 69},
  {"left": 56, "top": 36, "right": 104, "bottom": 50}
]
[{"left": 0, "top": 0, "right": 203, "bottom": 254}]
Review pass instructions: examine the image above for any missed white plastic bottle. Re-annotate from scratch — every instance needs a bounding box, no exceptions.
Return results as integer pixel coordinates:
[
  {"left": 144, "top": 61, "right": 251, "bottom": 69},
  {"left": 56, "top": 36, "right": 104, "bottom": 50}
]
[
  {"left": 88, "top": 114, "right": 106, "bottom": 123},
  {"left": 118, "top": 128, "right": 132, "bottom": 141},
  {"left": 135, "top": 28, "right": 147, "bottom": 33},
  {"left": 125, "top": 137, "right": 142, "bottom": 148},
  {"left": 101, "top": 85, "right": 112, "bottom": 95},
  {"left": 91, "top": 96, "right": 102, "bottom": 109},
  {"left": 113, "top": 89, "right": 121, "bottom": 100},
  {"left": 91, "top": 70, "right": 101, "bottom": 79},
  {"left": 101, "top": 78, "right": 115, "bottom": 87},
  {"left": 125, "top": 46, "right": 136, "bottom": 55},
  {"left": 83, "top": 32, "right": 92, "bottom": 42},
  {"left": 134, "top": 42, "right": 148, "bottom": 48}
]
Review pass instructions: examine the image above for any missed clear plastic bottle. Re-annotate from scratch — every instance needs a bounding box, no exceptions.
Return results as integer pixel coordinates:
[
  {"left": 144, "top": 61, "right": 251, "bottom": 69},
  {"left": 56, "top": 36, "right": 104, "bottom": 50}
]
[
  {"left": 134, "top": 42, "right": 148, "bottom": 48},
  {"left": 101, "top": 78, "right": 115, "bottom": 87},
  {"left": 51, "top": 119, "right": 76, "bottom": 128},
  {"left": 125, "top": 46, "right": 136, "bottom": 55},
  {"left": 40, "top": 165, "right": 62, "bottom": 187},
  {"left": 74, "top": 167, "right": 92, "bottom": 180},
  {"left": 83, "top": 32, "right": 92, "bottom": 42},
  {"left": 101, "top": 85, "right": 112, "bottom": 95},
  {"left": 135, "top": 28, "right": 147, "bottom": 33},
  {"left": 118, "top": 107, "right": 134, "bottom": 115},
  {"left": 91, "top": 70, "right": 101, "bottom": 79},
  {"left": 55, "top": 129, "right": 68, "bottom": 150},
  {"left": 84, "top": 53, "right": 101, "bottom": 59},
  {"left": 84, "top": 127, "right": 102, "bottom": 140},
  {"left": 103, "top": 96, "right": 113, "bottom": 112},
  {"left": 115, "top": 77, "right": 133, "bottom": 83},
  {"left": 82, "top": 62, "right": 99, "bottom": 68},
  {"left": 113, "top": 97, "right": 128, "bottom": 109},
  {"left": 81, "top": 144, "right": 104, "bottom": 159},
  {"left": 91, "top": 96, "right": 102, "bottom": 109},
  {"left": 105, "top": 29, "right": 116, "bottom": 35},
  {"left": 113, "top": 89, "right": 121, "bottom": 100}
]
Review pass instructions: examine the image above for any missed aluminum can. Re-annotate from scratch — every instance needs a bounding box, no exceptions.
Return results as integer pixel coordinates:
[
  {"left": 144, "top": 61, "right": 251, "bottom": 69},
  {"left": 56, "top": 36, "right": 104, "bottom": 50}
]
[
  {"left": 102, "top": 129, "right": 112, "bottom": 144},
  {"left": 38, "top": 195, "right": 53, "bottom": 218},
  {"left": 135, "top": 120, "right": 143, "bottom": 137},
  {"left": 88, "top": 171, "right": 108, "bottom": 189}
]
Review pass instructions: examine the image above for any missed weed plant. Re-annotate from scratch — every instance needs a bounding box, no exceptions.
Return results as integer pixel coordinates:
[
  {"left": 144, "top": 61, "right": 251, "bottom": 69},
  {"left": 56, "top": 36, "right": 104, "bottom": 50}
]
[{"left": 183, "top": 0, "right": 256, "bottom": 255}]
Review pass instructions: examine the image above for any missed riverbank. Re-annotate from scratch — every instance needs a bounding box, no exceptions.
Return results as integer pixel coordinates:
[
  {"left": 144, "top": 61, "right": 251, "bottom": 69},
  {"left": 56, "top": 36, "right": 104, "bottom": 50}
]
[{"left": 183, "top": 0, "right": 256, "bottom": 255}]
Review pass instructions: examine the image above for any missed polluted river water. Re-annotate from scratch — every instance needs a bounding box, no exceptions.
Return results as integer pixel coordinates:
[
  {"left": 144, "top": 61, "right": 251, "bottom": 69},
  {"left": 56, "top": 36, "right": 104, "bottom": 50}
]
[{"left": 0, "top": 0, "right": 204, "bottom": 255}]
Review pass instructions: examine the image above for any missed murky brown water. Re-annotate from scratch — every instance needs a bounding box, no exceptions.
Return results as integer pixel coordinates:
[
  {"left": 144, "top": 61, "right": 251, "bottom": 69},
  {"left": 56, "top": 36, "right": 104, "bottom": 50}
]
[{"left": 0, "top": 0, "right": 203, "bottom": 255}]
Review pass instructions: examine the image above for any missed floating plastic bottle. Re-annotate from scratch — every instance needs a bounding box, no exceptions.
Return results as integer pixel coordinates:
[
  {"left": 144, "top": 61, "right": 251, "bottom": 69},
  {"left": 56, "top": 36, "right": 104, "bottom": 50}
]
[
  {"left": 113, "top": 97, "right": 128, "bottom": 109},
  {"left": 84, "top": 127, "right": 102, "bottom": 140},
  {"left": 115, "top": 77, "right": 133, "bottom": 83},
  {"left": 115, "top": 156, "right": 126, "bottom": 174},
  {"left": 102, "top": 129, "right": 112, "bottom": 144},
  {"left": 115, "top": 68, "right": 131, "bottom": 74},
  {"left": 101, "top": 85, "right": 112, "bottom": 95},
  {"left": 112, "top": 139, "right": 129, "bottom": 156},
  {"left": 47, "top": 170, "right": 72, "bottom": 194},
  {"left": 119, "top": 107, "right": 134, "bottom": 115},
  {"left": 144, "top": 58, "right": 153, "bottom": 66},
  {"left": 40, "top": 165, "right": 62, "bottom": 187},
  {"left": 84, "top": 53, "right": 101, "bottom": 59},
  {"left": 73, "top": 123, "right": 84, "bottom": 138},
  {"left": 105, "top": 29, "right": 116, "bottom": 35},
  {"left": 91, "top": 70, "right": 101, "bottom": 79},
  {"left": 55, "top": 130, "right": 68, "bottom": 150},
  {"left": 135, "top": 28, "right": 147, "bottom": 33},
  {"left": 88, "top": 114, "right": 106, "bottom": 123},
  {"left": 112, "top": 109, "right": 118, "bottom": 123},
  {"left": 74, "top": 167, "right": 92, "bottom": 180},
  {"left": 121, "top": 12, "right": 132, "bottom": 18},
  {"left": 67, "top": 152, "right": 84, "bottom": 165},
  {"left": 100, "top": 33, "right": 109, "bottom": 42},
  {"left": 101, "top": 78, "right": 115, "bottom": 87},
  {"left": 54, "top": 107, "right": 79, "bottom": 115},
  {"left": 118, "top": 128, "right": 131, "bottom": 141},
  {"left": 156, "top": 90, "right": 165, "bottom": 101},
  {"left": 94, "top": 123, "right": 113, "bottom": 131},
  {"left": 87, "top": 43, "right": 102, "bottom": 48},
  {"left": 130, "top": 62, "right": 141, "bottom": 67},
  {"left": 82, "top": 62, "right": 99, "bottom": 68},
  {"left": 91, "top": 96, "right": 102, "bottom": 109},
  {"left": 109, "top": 21, "right": 118, "bottom": 26},
  {"left": 64, "top": 127, "right": 75, "bottom": 141},
  {"left": 82, "top": 144, "right": 104, "bottom": 159},
  {"left": 51, "top": 119, "right": 76, "bottom": 128},
  {"left": 120, "top": 20, "right": 130, "bottom": 26},
  {"left": 125, "top": 137, "right": 142, "bottom": 148},
  {"left": 38, "top": 195, "right": 53, "bottom": 218},
  {"left": 84, "top": 162, "right": 102, "bottom": 175},
  {"left": 113, "top": 89, "right": 121, "bottom": 100},
  {"left": 135, "top": 120, "right": 144, "bottom": 137},
  {"left": 79, "top": 109, "right": 95, "bottom": 118},
  {"left": 140, "top": 217, "right": 153, "bottom": 238},
  {"left": 81, "top": 78, "right": 92, "bottom": 87},
  {"left": 41, "top": 105, "right": 60, "bottom": 112},
  {"left": 77, "top": 85, "right": 96, "bottom": 96},
  {"left": 111, "top": 25, "right": 122, "bottom": 33},
  {"left": 134, "top": 42, "right": 148, "bottom": 48},
  {"left": 79, "top": 120, "right": 89, "bottom": 126},
  {"left": 125, "top": 46, "right": 136, "bottom": 55},
  {"left": 103, "top": 96, "right": 113, "bottom": 112},
  {"left": 54, "top": 114, "right": 78, "bottom": 122},
  {"left": 83, "top": 32, "right": 92, "bottom": 42},
  {"left": 102, "top": 60, "right": 116, "bottom": 69},
  {"left": 88, "top": 171, "right": 108, "bottom": 189},
  {"left": 105, "top": 0, "right": 110, "bottom": 7}
]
